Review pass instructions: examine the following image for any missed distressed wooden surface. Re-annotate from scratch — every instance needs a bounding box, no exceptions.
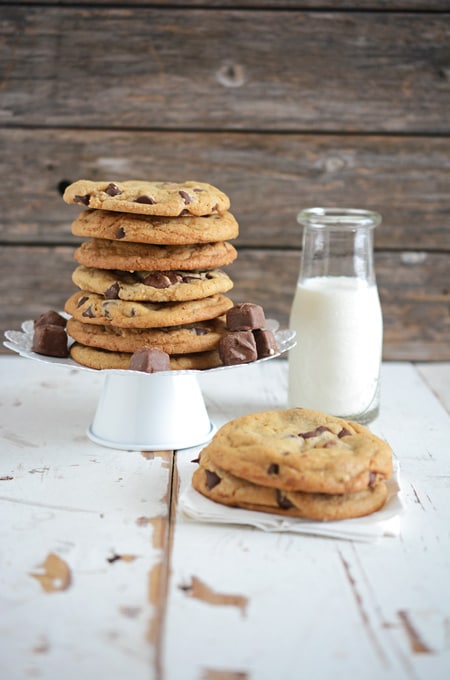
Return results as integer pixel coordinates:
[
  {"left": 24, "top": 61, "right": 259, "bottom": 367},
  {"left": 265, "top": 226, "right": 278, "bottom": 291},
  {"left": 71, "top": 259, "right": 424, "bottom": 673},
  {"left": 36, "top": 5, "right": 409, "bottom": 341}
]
[
  {"left": 1, "top": 356, "right": 449, "bottom": 679},
  {"left": 1, "top": 129, "right": 450, "bottom": 250},
  {"left": 1, "top": 7, "right": 450, "bottom": 132}
]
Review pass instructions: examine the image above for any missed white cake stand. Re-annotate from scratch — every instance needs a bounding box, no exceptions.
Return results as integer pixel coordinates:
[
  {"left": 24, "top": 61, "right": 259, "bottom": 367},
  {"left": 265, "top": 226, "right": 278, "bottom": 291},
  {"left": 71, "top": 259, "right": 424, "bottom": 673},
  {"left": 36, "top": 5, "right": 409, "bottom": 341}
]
[{"left": 4, "top": 318, "right": 296, "bottom": 451}]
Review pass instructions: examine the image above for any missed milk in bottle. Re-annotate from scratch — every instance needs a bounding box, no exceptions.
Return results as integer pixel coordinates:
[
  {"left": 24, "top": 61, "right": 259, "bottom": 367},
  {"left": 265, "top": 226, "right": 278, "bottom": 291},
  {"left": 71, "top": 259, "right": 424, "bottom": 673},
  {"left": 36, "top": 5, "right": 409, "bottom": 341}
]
[{"left": 288, "top": 208, "right": 383, "bottom": 423}]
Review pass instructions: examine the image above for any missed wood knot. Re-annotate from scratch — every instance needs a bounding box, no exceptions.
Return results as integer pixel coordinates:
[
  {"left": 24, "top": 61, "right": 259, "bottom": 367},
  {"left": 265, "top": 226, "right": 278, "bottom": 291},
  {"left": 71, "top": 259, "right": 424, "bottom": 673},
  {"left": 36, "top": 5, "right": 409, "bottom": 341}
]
[{"left": 216, "top": 62, "right": 245, "bottom": 88}]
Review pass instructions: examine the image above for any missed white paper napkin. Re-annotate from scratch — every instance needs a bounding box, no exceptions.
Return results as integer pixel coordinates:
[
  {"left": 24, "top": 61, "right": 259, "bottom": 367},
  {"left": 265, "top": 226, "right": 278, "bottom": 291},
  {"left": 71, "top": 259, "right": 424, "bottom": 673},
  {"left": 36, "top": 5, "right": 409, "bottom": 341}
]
[{"left": 178, "top": 462, "right": 403, "bottom": 542}]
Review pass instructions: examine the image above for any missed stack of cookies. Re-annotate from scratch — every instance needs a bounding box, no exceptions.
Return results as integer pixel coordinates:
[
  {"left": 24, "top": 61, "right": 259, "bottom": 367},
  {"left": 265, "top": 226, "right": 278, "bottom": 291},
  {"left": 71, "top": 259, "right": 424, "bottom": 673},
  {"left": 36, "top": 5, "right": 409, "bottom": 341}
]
[
  {"left": 193, "top": 408, "right": 394, "bottom": 521},
  {"left": 62, "top": 180, "right": 240, "bottom": 371}
]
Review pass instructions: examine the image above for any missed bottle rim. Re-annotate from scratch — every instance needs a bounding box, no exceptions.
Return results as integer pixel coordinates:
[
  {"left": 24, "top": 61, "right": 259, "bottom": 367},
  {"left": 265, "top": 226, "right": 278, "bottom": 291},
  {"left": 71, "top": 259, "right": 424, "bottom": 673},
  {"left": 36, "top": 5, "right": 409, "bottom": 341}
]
[{"left": 297, "top": 207, "right": 382, "bottom": 229}]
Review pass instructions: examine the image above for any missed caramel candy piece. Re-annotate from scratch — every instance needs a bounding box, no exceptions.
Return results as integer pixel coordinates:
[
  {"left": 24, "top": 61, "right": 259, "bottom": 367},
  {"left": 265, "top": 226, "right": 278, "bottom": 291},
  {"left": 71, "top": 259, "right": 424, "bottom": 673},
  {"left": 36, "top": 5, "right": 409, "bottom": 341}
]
[
  {"left": 34, "top": 310, "right": 67, "bottom": 328},
  {"left": 32, "top": 324, "right": 69, "bottom": 357},
  {"left": 253, "top": 329, "right": 278, "bottom": 358},
  {"left": 219, "top": 330, "right": 257, "bottom": 366},
  {"left": 129, "top": 347, "right": 170, "bottom": 373},
  {"left": 226, "top": 303, "right": 266, "bottom": 331}
]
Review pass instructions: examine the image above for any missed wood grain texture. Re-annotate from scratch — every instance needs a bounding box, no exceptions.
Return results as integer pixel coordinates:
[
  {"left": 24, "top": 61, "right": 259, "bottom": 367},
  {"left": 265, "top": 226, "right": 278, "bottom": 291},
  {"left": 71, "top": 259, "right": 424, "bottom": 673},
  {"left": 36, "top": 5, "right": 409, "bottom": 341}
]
[
  {"left": 6, "top": 1, "right": 450, "bottom": 9},
  {"left": 1, "top": 129, "right": 449, "bottom": 250},
  {"left": 2, "top": 6, "right": 449, "bottom": 132},
  {"left": 1, "top": 245, "right": 448, "bottom": 360}
]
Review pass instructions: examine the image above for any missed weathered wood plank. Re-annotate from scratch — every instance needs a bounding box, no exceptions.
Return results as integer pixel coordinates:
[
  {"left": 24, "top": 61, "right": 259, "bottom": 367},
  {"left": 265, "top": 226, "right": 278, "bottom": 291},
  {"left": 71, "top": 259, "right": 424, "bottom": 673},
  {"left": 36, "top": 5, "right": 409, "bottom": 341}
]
[
  {"left": 7, "top": 1, "right": 450, "bottom": 9},
  {"left": 1, "top": 246, "right": 448, "bottom": 360},
  {"left": 1, "top": 129, "right": 449, "bottom": 250},
  {"left": 2, "top": 7, "right": 449, "bottom": 132}
]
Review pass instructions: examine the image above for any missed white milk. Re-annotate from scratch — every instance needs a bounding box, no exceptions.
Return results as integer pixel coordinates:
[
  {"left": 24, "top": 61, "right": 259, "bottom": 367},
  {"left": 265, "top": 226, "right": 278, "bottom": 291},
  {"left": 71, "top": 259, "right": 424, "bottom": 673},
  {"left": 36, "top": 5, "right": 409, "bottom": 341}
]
[{"left": 288, "top": 276, "right": 383, "bottom": 418}]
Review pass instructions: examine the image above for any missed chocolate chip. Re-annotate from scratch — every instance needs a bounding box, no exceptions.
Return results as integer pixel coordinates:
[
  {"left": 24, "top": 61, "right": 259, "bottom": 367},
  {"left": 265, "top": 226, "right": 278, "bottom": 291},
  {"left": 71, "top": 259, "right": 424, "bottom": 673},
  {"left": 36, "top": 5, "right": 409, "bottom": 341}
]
[
  {"left": 115, "top": 226, "right": 126, "bottom": 239},
  {"left": 275, "top": 490, "right": 294, "bottom": 510},
  {"left": 76, "top": 296, "right": 88, "bottom": 308},
  {"left": 300, "top": 425, "right": 331, "bottom": 439},
  {"left": 267, "top": 463, "right": 279, "bottom": 475},
  {"left": 182, "top": 275, "right": 202, "bottom": 283},
  {"left": 74, "top": 194, "right": 90, "bottom": 206},
  {"left": 32, "top": 324, "right": 68, "bottom": 358},
  {"left": 179, "top": 190, "right": 192, "bottom": 204},
  {"left": 143, "top": 272, "right": 173, "bottom": 289},
  {"left": 34, "top": 310, "right": 67, "bottom": 328},
  {"left": 178, "top": 209, "right": 190, "bottom": 216},
  {"left": 193, "top": 327, "right": 208, "bottom": 336},
  {"left": 104, "top": 282, "right": 120, "bottom": 299},
  {"left": 193, "top": 188, "right": 204, "bottom": 193},
  {"left": 104, "top": 183, "right": 122, "bottom": 196},
  {"left": 135, "top": 195, "right": 156, "bottom": 204},
  {"left": 82, "top": 305, "right": 95, "bottom": 318},
  {"left": 338, "top": 427, "right": 352, "bottom": 438},
  {"left": 205, "top": 470, "right": 221, "bottom": 490}
]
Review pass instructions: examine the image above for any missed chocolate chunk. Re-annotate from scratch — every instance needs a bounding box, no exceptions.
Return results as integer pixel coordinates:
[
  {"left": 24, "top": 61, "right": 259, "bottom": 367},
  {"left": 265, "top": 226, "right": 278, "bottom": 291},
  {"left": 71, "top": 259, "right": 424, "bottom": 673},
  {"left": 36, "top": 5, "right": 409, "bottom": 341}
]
[
  {"left": 82, "top": 305, "right": 95, "bottom": 318},
  {"left": 129, "top": 347, "right": 170, "bottom": 373},
  {"left": 179, "top": 190, "right": 192, "bottom": 204},
  {"left": 182, "top": 275, "right": 202, "bottom": 283},
  {"left": 34, "top": 310, "right": 67, "bottom": 328},
  {"left": 115, "top": 226, "right": 126, "bottom": 239},
  {"left": 143, "top": 272, "right": 173, "bottom": 289},
  {"left": 32, "top": 324, "right": 68, "bottom": 358},
  {"left": 338, "top": 427, "right": 352, "bottom": 438},
  {"left": 76, "top": 296, "right": 89, "bottom": 308},
  {"left": 299, "top": 426, "right": 330, "bottom": 439},
  {"left": 104, "top": 282, "right": 120, "bottom": 299},
  {"left": 226, "top": 303, "right": 266, "bottom": 331},
  {"left": 74, "top": 194, "right": 90, "bottom": 206},
  {"left": 193, "top": 327, "right": 208, "bottom": 336},
  {"left": 135, "top": 195, "right": 156, "bottom": 204},
  {"left": 218, "top": 330, "right": 258, "bottom": 366},
  {"left": 267, "top": 463, "right": 279, "bottom": 475},
  {"left": 104, "top": 182, "right": 122, "bottom": 196},
  {"left": 253, "top": 329, "right": 278, "bottom": 358},
  {"left": 178, "top": 209, "right": 190, "bottom": 216},
  {"left": 205, "top": 470, "right": 221, "bottom": 490},
  {"left": 143, "top": 271, "right": 182, "bottom": 288},
  {"left": 275, "top": 490, "right": 294, "bottom": 510}
]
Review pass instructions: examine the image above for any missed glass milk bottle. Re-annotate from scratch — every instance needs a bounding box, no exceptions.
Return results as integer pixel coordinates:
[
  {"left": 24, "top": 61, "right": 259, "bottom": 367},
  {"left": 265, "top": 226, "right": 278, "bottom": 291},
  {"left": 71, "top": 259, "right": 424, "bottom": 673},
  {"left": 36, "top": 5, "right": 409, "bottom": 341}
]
[{"left": 288, "top": 208, "right": 383, "bottom": 423}]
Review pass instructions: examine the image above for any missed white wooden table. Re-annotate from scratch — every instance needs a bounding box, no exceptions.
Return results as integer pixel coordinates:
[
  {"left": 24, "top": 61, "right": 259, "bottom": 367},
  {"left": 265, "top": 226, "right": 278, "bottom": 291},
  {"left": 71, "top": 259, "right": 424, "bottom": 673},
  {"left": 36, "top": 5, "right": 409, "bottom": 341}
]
[{"left": 1, "top": 355, "right": 449, "bottom": 680}]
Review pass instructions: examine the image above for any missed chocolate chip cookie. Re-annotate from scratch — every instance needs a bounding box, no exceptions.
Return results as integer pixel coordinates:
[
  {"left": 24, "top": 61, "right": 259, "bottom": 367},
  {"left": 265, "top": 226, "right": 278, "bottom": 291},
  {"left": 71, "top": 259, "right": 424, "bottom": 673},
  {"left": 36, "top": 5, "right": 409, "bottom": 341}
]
[
  {"left": 201, "top": 408, "right": 393, "bottom": 495},
  {"left": 70, "top": 342, "right": 221, "bottom": 371},
  {"left": 72, "top": 265, "right": 233, "bottom": 302},
  {"left": 192, "top": 449, "right": 389, "bottom": 521},
  {"left": 65, "top": 290, "right": 234, "bottom": 328},
  {"left": 71, "top": 209, "right": 239, "bottom": 244},
  {"left": 74, "top": 239, "right": 237, "bottom": 272},
  {"left": 67, "top": 317, "right": 227, "bottom": 354},
  {"left": 63, "top": 180, "right": 230, "bottom": 216}
]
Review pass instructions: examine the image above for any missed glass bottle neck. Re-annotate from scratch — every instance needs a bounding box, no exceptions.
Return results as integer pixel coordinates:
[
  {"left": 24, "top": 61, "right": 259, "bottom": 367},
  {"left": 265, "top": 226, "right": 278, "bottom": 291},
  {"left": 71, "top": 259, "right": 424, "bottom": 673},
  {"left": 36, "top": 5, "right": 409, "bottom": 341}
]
[{"left": 300, "top": 224, "right": 376, "bottom": 283}]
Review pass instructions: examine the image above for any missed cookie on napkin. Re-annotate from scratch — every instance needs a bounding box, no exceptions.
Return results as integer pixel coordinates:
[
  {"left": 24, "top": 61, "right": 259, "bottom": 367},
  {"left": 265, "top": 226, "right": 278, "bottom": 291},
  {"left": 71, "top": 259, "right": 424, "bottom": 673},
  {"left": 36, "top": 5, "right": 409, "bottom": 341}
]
[
  {"left": 192, "top": 449, "right": 388, "bottom": 521},
  {"left": 199, "top": 408, "right": 393, "bottom": 496}
]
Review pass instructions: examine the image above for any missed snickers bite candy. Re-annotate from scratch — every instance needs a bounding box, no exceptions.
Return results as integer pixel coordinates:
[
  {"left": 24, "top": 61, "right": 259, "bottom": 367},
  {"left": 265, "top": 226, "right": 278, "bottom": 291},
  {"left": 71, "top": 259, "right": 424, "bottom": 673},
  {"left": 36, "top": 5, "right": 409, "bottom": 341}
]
[
  {"left": 32, "top": 324, "right": 69, "bottom": 357},
  {"left": 253, "top": 328, "right": 278, "bottom": 358},
  {"left": 226, "top": 303, "right": 266, "bottom": 332},
  {"left": 218, "top": 330, "right": 258, "bottom": 366},
  {"left": 129, "top": 347, "right": 170, "bottom": 373},
  {"left": 34, "top": 310, "right": 67, "bottom": 328}
]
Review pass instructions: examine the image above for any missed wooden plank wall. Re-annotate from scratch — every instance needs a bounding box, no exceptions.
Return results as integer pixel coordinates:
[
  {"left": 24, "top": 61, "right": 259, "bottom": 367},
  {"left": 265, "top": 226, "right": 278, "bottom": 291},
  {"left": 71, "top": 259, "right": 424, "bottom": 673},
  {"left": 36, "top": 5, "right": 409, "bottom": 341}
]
[{"left": 1, "top": 1, "right": 449, "bottom": 360}]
